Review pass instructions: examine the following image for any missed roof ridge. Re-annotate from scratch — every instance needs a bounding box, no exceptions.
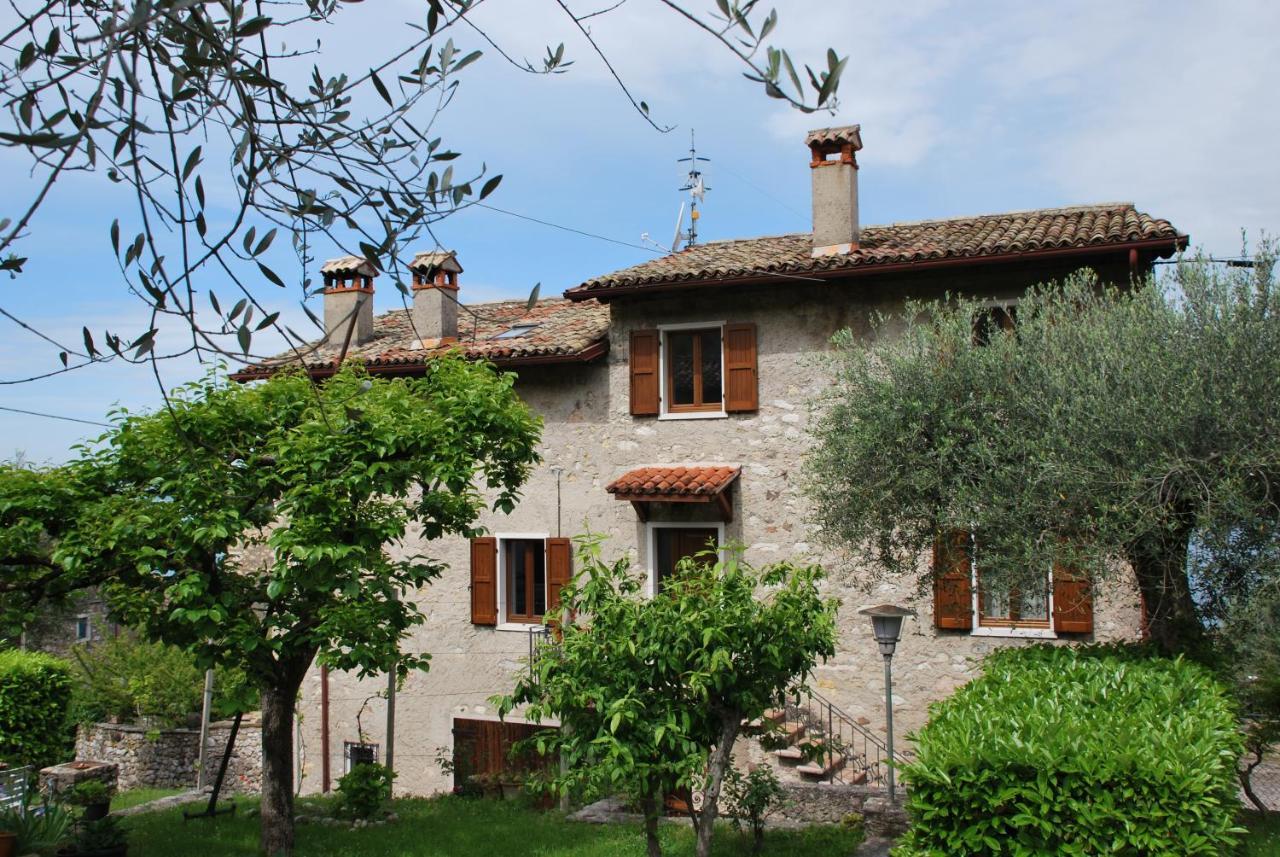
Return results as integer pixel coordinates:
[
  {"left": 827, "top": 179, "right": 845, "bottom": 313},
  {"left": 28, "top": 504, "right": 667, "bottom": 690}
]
[
  {"left": 662, "top": 202, "right": 1143, "bottom": 251},
  {"left": 369, "top": 295, "right": 583, "bottom": 322},
  {"left": 868, "top": 202, "right": 1139, "bottom": 230}
]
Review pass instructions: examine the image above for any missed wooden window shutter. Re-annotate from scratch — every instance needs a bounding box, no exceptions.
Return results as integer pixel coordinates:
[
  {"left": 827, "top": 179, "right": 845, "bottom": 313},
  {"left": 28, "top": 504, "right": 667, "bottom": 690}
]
[
  {"left": 629, "top": 330, "right": 660, "bottom": 416},
  {"left": 545, "top": 537, "right": 572, "bottom": 636},
  {"left": 722, "top": 322, "right": 758, "bottom": 413},
  {"left": 546, "top": 537, "right": 572, "bottom": 615},
  {"left": 1052, "top": 564, "right": 1094, "bottom": 634},
  {"left": 933, "top": 531, "right": 973, "bottom": 630},
  {"left": 469, "top": 537, "right": 498, "bottom": 626}
]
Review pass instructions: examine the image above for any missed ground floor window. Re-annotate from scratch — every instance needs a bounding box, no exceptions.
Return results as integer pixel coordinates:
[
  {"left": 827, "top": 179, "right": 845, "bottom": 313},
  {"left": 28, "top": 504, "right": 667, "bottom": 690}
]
[
  {"left": 649, "top": 523, "right": 723, "bottom": 594},
  {"left": 343, "top": 741, "right": 378, "bottom": 772},
  {"left": 74, "top": 615, "right": 90, "bottom": 643},
  {"left": 933, "top": 530, "right": 1094, "bottom": 635},
  {"left": 978, "top": 576, "right": 1050, "bottom": 627}
]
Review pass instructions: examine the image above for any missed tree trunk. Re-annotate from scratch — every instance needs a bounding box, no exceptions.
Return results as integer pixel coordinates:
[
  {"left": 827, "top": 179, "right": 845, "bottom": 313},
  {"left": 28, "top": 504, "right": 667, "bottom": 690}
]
[
  {"left": 694, "top": 711, "right": 741, "bottom": 857},
  {"left": 259, "top": 659, "right": 311, "bottom": 857},
  {"left": 1240, "top": 745, "right": 1268, "bottom": 813},
  {"left": 640, "top": 788, "right": 663, "bottom": 857},
  {"left": 1126, "top": 525, "right": 1204, "bottom": 655}
]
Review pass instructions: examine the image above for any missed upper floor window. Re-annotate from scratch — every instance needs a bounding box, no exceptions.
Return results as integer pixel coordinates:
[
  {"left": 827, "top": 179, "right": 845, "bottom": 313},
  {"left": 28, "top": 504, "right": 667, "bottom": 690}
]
[
  {"left": 629, "top": 323, "right": 758, "bottom": 417},
  {"left": 503, "top": 537, "right": 547, "bottom": 624},
  {"left": 469, "top": 535, "right": 572, "bottom": 629},
  {"left": 666, "top": 328, "right": 723, "bottom": 413}
]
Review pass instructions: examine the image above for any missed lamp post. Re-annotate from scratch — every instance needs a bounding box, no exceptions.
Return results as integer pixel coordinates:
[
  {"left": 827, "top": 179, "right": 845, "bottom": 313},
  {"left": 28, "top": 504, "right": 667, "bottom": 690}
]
[{"left": 858, "top": 604, "right": 915, "bottom": 802}]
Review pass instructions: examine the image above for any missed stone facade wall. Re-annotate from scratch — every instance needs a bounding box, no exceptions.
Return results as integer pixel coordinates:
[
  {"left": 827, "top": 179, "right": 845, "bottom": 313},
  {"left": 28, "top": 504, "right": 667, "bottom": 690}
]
[
  {"left": 298, "top": 262, "right": 1145, "bottom": 797},
  {"left": 76, "top": 718, "right": 262, "bottom": 793}
]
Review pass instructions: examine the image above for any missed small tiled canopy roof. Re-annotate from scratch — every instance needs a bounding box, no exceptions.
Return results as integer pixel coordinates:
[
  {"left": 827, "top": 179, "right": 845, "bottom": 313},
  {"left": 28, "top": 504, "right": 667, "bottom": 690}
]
[
  {"left": 230, "top": 297, "right": 609, "bottom": 381},
  {"left": 565, "top": 202, "right": 1185, "bottom": 300},
  {"left": 607, "top": 465, "right": 741, "bottom": 522},
  {"left": 607, "top": 465, "right": 741, "bottom": 498}
]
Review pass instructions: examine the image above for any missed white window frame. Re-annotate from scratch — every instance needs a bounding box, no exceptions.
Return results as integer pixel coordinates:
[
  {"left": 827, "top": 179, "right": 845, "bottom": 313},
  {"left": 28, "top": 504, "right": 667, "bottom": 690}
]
[
  {"left": 656, "top": 321, "right": 729, "bottom": 421},
  {"left": 495, "top": 532, "right": 550, "bottom": 632},
  {"left": 645, "top": 521, "right": 727, "bottom": 597},
  {"left": 74, "top": 615, "right": 91, "bottom": 643},
  {"left": 967, "top": 541, "right": 1056, "bottom": 639}
]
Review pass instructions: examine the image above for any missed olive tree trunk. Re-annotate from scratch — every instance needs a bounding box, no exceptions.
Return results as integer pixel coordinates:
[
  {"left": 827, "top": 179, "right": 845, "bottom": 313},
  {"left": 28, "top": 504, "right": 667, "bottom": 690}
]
[{"left": 1126, "top": 522, "right": 1204, "bottom": 654}]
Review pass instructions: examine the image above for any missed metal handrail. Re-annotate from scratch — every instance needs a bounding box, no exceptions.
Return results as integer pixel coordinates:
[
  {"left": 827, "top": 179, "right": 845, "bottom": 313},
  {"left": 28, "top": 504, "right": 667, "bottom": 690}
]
[{"left": 778, "top": 688, "right": 910, "bottom": 788}]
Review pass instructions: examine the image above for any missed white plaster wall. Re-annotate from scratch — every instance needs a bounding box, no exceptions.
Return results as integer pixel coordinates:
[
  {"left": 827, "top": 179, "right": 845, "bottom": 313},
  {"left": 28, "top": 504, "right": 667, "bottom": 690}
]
[{"left": 300, "top": 267, "right": 1144, "bottom": 796}]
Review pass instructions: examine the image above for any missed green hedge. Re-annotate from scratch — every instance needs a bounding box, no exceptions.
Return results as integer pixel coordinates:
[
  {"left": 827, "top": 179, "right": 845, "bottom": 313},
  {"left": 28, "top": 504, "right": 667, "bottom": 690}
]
[
  {"left": 895, "top": 645, "right": 1243, "bottom": 856},
  {"left": 0, "top": 649, "right": 73, "bottom": 770}
]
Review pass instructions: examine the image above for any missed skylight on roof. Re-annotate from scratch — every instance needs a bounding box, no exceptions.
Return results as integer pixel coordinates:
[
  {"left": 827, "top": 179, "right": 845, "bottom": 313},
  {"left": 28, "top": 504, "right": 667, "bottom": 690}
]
[{"left": 493, "top": 323, "right": 539, "bottom": 340}]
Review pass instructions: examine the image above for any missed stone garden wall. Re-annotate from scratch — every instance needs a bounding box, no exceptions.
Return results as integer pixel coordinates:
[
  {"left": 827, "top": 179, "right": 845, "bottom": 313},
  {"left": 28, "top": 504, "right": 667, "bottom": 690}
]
[
  {"left": 76, "top": 717, "right": 262, "bottom": 793},
  {"left": 773, "top": 782, "right": 908, "bottom": 838}
]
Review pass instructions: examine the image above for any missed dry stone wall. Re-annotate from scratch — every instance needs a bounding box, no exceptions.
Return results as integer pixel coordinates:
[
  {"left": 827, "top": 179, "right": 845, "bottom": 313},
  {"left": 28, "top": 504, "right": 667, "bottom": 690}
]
[{"left": 76, "top": 718, "right": 262, "bottom": 793}]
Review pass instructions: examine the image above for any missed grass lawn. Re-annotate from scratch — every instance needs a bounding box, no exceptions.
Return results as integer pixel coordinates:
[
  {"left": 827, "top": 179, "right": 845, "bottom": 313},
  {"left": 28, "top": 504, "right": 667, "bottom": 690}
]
[
  {"left": 112, "top": 786, "right": 189, "bottom": 812},
  {"left": 1239, "top": 810, "right": 1280, "bottom": 856},
  {"left": 122, "top": 795, "right": 863, "bottom": 856}
]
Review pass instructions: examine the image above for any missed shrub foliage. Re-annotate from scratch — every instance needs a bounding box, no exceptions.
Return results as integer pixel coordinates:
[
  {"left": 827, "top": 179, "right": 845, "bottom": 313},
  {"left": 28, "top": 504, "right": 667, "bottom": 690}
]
[
  {"left": 896, "top": 645, "right": 1243, "bottom": 856},
  {"left": 0, "top": 649, "right": 73, "bottom": 769},
  {"left": 336, "top": 763, "right": 395, "bottom": 821}
]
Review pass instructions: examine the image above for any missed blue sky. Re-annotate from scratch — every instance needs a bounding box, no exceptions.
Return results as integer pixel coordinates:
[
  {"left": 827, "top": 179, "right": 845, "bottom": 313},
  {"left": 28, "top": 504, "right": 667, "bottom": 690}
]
[{"left": 3, "top": 0, "right": 1278, "bottom": 462}]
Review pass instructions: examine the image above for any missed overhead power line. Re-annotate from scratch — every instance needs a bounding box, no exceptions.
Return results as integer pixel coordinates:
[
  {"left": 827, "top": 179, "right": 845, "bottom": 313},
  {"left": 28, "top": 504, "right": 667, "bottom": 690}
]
[{"left": 0, "top": 404, "right": 111, "bottom": 427}]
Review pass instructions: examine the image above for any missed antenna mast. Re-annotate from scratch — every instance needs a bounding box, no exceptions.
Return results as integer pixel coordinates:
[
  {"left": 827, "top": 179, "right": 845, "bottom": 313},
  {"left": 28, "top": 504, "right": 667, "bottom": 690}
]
[{"left": 676, "top": 130, "right": 710, "bottom": 250}]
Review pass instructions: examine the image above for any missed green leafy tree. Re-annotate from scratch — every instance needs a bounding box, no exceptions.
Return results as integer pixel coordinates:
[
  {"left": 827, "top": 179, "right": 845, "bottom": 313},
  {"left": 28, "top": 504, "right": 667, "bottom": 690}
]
[
  {"left": 1, "top": 359, "right": 539, "bottom": 856},
  {"left": 499, "top": 538, "right": 836, "bottom": 857},
  {"left": 805, "top": 248, "right": 1280, "bottom": 652}
]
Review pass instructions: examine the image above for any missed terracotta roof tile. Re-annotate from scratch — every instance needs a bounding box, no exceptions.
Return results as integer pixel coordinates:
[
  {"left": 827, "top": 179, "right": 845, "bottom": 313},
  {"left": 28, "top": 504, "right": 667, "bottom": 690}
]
[
  {"left": 231, "top": 297, "right": 609, "bottom": 380},
  {"left": 565, "top": 203, "right": 1184, "bottom": 298},
  {"left": 606, "top": 465, "right": 741, "bottom": 498}
]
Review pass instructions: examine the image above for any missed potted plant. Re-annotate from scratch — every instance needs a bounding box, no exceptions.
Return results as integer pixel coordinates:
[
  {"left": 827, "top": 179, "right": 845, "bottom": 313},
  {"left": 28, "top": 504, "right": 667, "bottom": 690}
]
[
  {"left": 59, "top": 816, "right": 127, "bottom": 857},
  {"left": 64, "top": 781, "right": 112, "bottom": 821}
]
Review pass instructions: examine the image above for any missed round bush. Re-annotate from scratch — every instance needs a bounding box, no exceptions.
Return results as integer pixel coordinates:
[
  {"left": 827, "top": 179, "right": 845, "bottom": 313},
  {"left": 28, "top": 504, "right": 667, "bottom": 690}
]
[{"left": 896, "top": 644, "right": 1243, "bottom": 856}]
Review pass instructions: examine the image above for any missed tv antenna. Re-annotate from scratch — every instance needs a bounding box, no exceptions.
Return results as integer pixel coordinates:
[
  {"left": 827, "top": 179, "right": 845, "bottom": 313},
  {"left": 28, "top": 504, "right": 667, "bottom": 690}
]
[{"left": 673, "top": 130, "right": 710, "bottom": 251}]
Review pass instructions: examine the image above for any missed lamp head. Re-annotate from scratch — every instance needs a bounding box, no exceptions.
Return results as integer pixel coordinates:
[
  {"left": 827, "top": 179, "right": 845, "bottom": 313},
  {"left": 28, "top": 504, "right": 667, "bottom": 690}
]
[{"left": 857, "top": 604, "right": 916, "bottom": 657}]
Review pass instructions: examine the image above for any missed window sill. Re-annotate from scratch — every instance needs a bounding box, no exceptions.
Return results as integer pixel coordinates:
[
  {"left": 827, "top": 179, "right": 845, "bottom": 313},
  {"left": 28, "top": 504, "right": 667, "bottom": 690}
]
[
  {"left": 495, "top": 622, "right": 546, "bottom": 633},
  {"left": 657, "top": 411, "right": 728, "bottom": 421},
  {"left": 971, "top": 626, "right": 1057, "bottom": 640}
]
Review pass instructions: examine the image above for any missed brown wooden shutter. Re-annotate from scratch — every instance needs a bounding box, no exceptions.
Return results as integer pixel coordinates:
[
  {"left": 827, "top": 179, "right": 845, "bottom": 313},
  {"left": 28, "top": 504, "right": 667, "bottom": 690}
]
[
  {"left": 470, "top": 537, "right": 498, "bottom": 626},
  {"left": 1052, "top": 564, "right": 1094, "bottom": 634},
  {"left": 546, "top": 537, "right": 572, "bottom": 616},
  {"left": 933, "top": 531, "right": 973, "bottom": 630},
  {"left": 723, "top": 322, "right": 758, "bottom": 413},
  {"left": 629, "top": 330, "right": 660, "bottom": 416}
]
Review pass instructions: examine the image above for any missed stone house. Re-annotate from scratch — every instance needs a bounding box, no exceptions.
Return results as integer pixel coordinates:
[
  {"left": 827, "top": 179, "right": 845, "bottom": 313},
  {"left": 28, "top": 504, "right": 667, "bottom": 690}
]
[{"left": 234, "top": 125, "right": 1186, "bottom": 797}]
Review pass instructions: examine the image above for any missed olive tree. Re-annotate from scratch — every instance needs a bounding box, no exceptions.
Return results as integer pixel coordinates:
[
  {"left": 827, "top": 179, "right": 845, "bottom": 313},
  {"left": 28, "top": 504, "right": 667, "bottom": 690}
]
[
  {"left": 498, "top": 538, "right": 837, "bottom": 857},
  {"left": 2, "top": 360, "right": 540, "bottom": 856},
  {"left": 805, "top": 247, "right": 1280, "bottom": 653}
]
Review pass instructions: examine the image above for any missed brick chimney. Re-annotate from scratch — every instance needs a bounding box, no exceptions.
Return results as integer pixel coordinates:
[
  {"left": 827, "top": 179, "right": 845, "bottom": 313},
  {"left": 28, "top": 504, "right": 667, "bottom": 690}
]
[
  {"left": 807, "top": 125, "right": 863, "bottom": 257},
  {"left": 409, "top": 250, "right": 462, "bottom": 343},
  {"left": 320, "top": 256, "right": 376, "bottom": 346}
]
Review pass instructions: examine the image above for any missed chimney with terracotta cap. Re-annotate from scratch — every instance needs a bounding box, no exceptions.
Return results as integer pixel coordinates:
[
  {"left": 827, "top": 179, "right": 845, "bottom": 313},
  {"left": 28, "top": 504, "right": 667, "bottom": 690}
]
[
  {"left": 807, "top": 125, "right": 863, "bottom": 257},
  {"left": 409, "top": 250, "right": 462, "bottom": 344},
  {"left": 320, "top": 256, "right": 376, "bottom": 347}
]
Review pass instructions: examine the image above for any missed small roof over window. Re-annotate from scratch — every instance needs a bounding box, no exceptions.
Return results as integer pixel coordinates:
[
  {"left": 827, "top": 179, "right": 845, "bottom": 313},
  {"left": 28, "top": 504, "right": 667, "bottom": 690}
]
[{"left": 606, "top": 465, "right": 740, "bottom": 522}]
